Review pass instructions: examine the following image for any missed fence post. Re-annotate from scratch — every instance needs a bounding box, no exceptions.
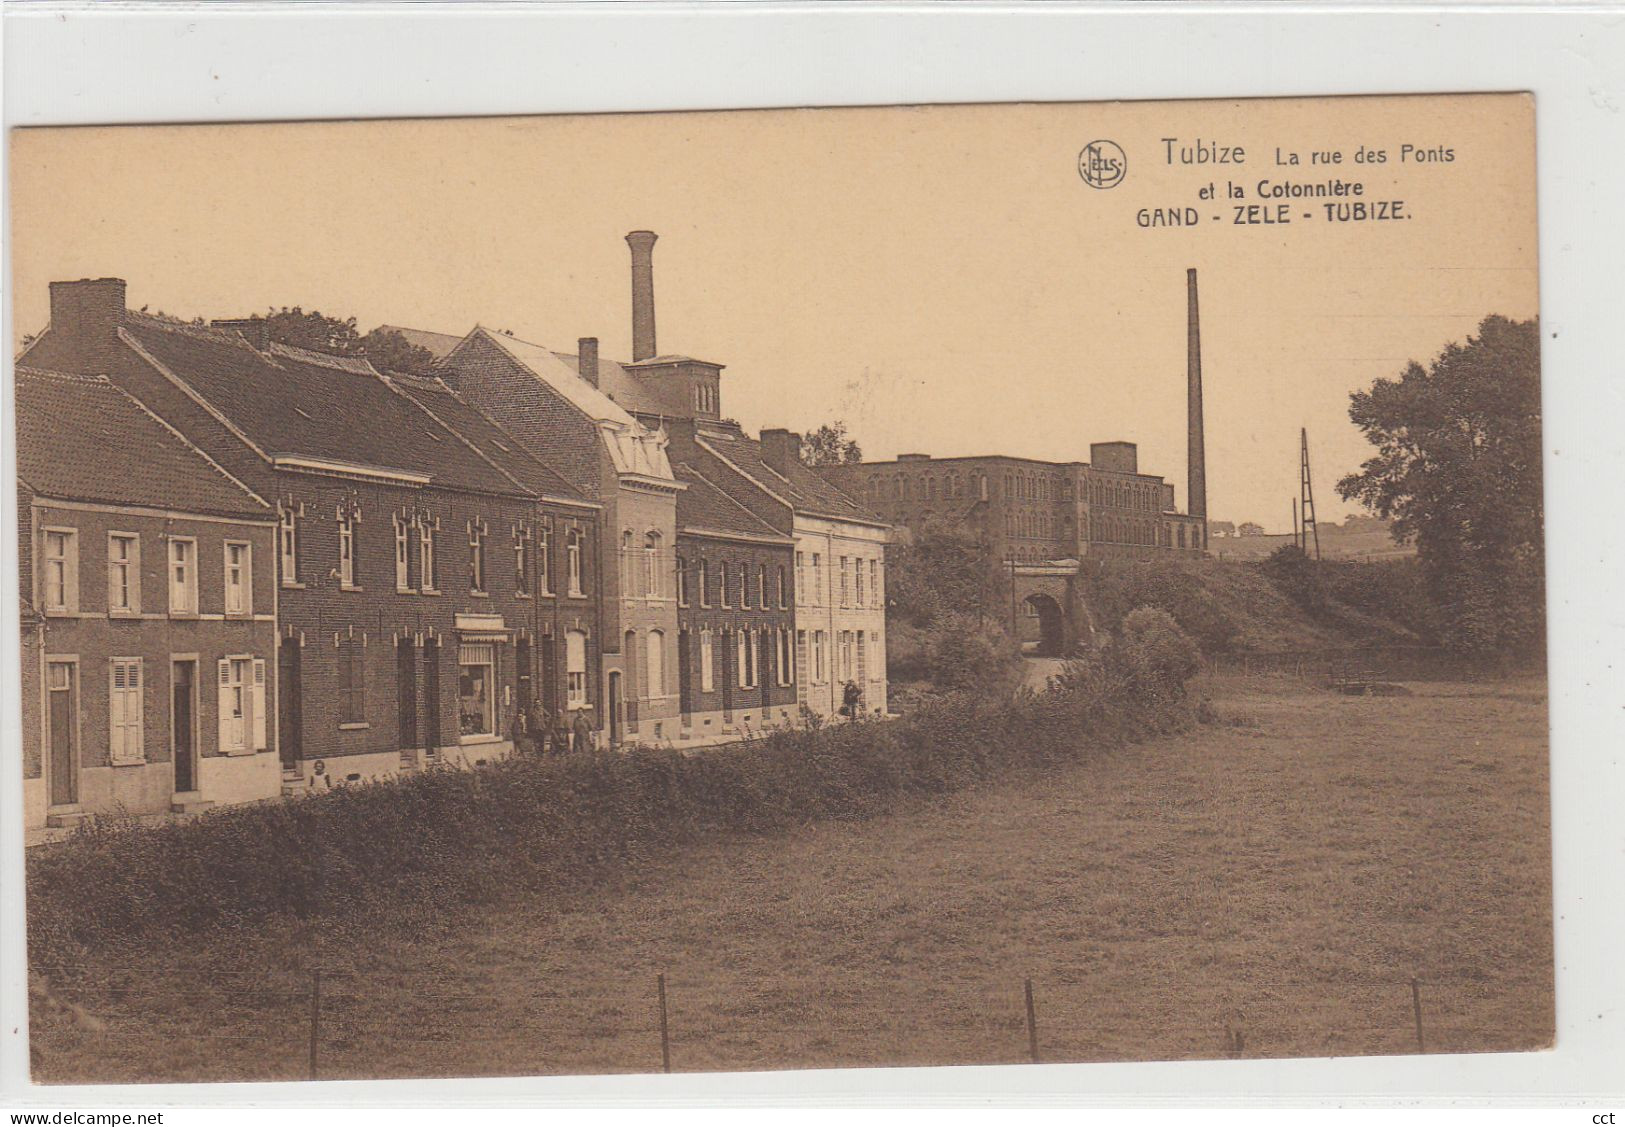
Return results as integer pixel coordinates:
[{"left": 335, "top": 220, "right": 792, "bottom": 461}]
[
  {"left": 1410, "top": 977, "right": 1425, "bottom": 1053},
  {"left": 657, "top": 973, "right": 671, "bottom": 1073},
  {"left": 1024, "top": 978, "right": 1039, "bottom": 1063},
  {"left": 308, "top": 968, "right": 321, "bottom": 1081}
]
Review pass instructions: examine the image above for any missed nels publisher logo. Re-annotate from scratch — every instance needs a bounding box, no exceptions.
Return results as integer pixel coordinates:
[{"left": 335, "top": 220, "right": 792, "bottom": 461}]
[{"left": 1078, "top": 140, "right": 1126, "bottom": 189}]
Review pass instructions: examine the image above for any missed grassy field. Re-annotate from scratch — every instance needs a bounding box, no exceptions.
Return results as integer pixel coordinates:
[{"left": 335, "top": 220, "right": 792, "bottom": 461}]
[{"left": 30, "top": 672, "right": 1552, "bottom": 1082}]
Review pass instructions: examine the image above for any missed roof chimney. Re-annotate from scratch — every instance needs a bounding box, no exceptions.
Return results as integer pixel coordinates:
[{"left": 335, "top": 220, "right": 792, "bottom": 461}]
[
  {"left": 760, "top": 428, "right": 802, "bottom": 477},
  {"left": 211, "top": 317, "right": 271, "bottom": 351},
  {"left": 578, "top": 336, "right": 600, "bottom": 388},
  {"left": 625, "top": 230, "right": 658, "bottom": 362},
  {"left": 49, "top": 278, "right": 126, "bottom": 358},
  {"left": 1186, "top": 268, "right": 1208, "bottom": 536}
]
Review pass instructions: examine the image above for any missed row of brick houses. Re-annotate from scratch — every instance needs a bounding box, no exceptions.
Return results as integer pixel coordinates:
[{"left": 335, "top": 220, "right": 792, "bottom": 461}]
[
  {"left": 16, "top": 234, "right": 894, "bottom": 830},
  {"left": 16, "top": 233, "right": 1209, "bottom": 831}
]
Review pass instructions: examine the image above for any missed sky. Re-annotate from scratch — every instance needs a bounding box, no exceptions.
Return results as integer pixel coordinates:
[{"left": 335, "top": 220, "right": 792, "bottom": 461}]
[{"left": 10, "top": 95, "right": 1537, "bottom": 530}]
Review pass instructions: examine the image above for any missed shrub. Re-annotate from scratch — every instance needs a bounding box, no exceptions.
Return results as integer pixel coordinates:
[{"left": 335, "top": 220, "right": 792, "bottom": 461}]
[
  {"left": 924, "top": 612, "right": 1023, "bottom": 695},
  {"left": 27, "top": 660, "right": 1193, "bottom": 972},
  {"left": 1111, "top": 606, "right": 1201, "bottom": 702},
  {"left": 1088, "top": 559, "right": 1241, "bottom": 654}
]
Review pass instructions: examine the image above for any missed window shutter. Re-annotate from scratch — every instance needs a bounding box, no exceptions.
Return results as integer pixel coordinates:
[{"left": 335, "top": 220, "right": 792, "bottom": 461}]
[
  {"left": 252, "top": 659, "right": 268, "bottom": 750},
  {"left": 129, "top": 661, "right": 143, "bottom": 760},
  {"left": 217, "top": 659, "right": 232, "bottom": 752},
  {"left": 109, "top": 662, "right": 126, "bottom": 762}
]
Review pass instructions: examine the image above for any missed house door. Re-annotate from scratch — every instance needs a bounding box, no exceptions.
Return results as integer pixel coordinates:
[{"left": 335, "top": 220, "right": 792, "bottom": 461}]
[
  {"left": 422, "top": 642, "right": 441, "bottom": 756},
  {"left": 46, "top": 662, "right": 77, "bottom": 806},
  {"left": 277, "top": 642, "right": 302, "bottom": 770},
  {"left": 607, "top": 671, "right": 623, "bottom": 746},
  {"left": 172, "top": 660, "right": 197, "bottom": 793},
  {"left": 397, "top": 642, "right": 418, "bottom": 755},
  {"left": 515, "top": 637, "right": 533, "bottom": 718}
]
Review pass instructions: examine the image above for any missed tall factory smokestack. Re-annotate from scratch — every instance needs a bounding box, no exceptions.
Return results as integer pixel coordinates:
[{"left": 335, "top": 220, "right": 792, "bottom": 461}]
[
  {"left": 626, "top": 230, "right": 658, "bottom": 362},
  {"left": 1186, "top": 267, "right": 1208, "bottom": 548}
]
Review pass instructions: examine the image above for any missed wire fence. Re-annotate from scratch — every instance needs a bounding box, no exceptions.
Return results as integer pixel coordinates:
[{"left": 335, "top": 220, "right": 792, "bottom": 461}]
[{"left": 29, "top": 961, "right": 1536, "bottom": 1081}]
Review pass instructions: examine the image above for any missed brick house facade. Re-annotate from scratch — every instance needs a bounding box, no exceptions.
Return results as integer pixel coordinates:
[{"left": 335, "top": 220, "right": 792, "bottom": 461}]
[
  {"left": 671, "top": 463, "right": 798, "bottom": 742},
  {"left": 437, "top": 328, "right": 682, "bottom": 747},
  {"left": 19, "top": 280, "right": 602, "bottom": 792},
  {"left": 16, "top": 368, "right": 279, "bottom": 829}
]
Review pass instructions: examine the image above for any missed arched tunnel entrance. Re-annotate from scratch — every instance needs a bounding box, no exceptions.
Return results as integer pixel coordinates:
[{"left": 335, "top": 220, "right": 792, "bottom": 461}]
[
  {"left": 1007, "top": 561, "right": 1094, "bottom": 658},
  {"left": 1020, "top": 594, "right": 1066, "bottom": 657}
]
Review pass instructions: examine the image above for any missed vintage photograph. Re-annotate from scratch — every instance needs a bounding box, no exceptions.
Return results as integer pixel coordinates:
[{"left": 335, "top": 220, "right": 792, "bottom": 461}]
[{"left": 9, "top": 94, "right": 1547, "bottom": 1082}]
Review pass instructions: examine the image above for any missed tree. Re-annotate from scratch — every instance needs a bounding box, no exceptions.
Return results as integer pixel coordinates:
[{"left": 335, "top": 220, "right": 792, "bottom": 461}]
[
  {"left": 799, "top": 421, "right": 863, "bottom": 466},
  {"left": 1238, "top": 522, "right": 1265, "bottom": 536},
  {"left": 1336, "top": 315, "right": 1543, "bottom": 660},
  {"left": 885, "top": 520, "right": 1004, "bottom": 628},
  {"left": 250, "top": 307, "right": 439, "bottom": 376}
]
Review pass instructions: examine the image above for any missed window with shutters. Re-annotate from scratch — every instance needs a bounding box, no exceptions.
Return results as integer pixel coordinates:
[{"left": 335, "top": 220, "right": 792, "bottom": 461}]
[
  {"left": 279, "top": 506, "right": 300, "bottom": 586},
  {"left": 777, "top": 629, "right": 793, "bottom": 686},
  {"left": 838, "top": 556, "right": 850, "bottom": 607},
  {"left": 870, "top": 559, "right": 881, "bottom": 607},
  {"left": 42, "top": 528, "right": 77, "bottom": 613},
  {"left": 854, "top": 557, "right": 865, "bottom": 608},
  {"left": 565, "top": 630, "right": 588, "bottom": 709},
  {"left": 338, "top": 638, "right": 367, "bottom": 726},
  {"left": 567, "top": 527, "right": 585, "bottom": 597},
  {"left": 811, "top": 553, "right": 823, "bottom": 606},
  {"left": 168, "top": 537, "right": 197, "bottom": 615},
  {"left": 109, "top": 658, "right": 144, "bottom": 764},
  {"left": 795, "top": 551, "right": 805, "bottom": 601},
  {"left": 394, "top": 516, "right": 411, "bottom": 591},
  {"left": 812, "top": 630, "right": 828, "bottom": 685},
  {"left": 108, "top": 533, "right": 139, "bottom": 615},
  {"left": 700, "top": 628, "right": 715, "bottom": 692},
  {"left": 217, "top": 655, "right": 264, "bottom": 753},
  {"left": 796, "top": 630, "right": 809, "bottom": 696},
  {"left": 224, "top": 541, "right": 252, "bottom": 616}
]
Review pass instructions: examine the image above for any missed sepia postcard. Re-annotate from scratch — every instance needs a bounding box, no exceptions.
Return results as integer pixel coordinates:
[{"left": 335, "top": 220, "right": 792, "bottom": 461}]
[{"left": 9, "top": 93, "right": 1547, "bottom": 1084}]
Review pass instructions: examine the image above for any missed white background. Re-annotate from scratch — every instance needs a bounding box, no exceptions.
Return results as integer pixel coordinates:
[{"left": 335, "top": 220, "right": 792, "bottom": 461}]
[{"left": 2, "top": 1, "right": 1622, "bottom": 1110}]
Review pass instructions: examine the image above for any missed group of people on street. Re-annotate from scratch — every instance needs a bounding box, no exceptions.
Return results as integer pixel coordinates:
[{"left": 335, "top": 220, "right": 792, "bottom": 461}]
[
  {"left": 511, "top": 680, "right": 868, "bottom": 755},
  {"left": 509, "top": 699, "right": 596, "bottom": 758}
]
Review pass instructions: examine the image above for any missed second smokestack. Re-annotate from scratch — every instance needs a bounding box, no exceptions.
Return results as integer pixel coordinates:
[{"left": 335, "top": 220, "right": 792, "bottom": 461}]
[
  {"left": 1186, "top": 267, "right": 1208, "bottom": 546},
  {"left": 626, "top": 230, "right": 658, "bottom": 362}
]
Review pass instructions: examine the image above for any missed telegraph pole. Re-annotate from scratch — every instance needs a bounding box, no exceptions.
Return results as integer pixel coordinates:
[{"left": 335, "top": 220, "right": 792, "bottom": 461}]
[{"left": 1300, "top": 428, "right": 1321, "bottom": 561}]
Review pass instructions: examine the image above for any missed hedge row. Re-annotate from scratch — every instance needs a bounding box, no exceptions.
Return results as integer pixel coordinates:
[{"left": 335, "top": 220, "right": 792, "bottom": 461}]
[{"left": 27, "top": 680, "right": 1193, "bottom": 969}]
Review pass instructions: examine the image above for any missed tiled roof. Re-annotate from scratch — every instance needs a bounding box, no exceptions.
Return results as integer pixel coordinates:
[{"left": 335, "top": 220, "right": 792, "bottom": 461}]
[
  {"left": 697, "top": 427, "right": 885, "bottom": 526},
  {"left": 673, "top": 462, "right": 788, "bottom": 541},
  {"left": 122, "top": 320, "right": 528, "bottom": 497},
  {"left": 458, "top": 329, "right": 675, "bottom": 481},
  {"left": 382, "top": 372, "right": 587, "bottom": 504},
  {"left": 14, "top": 367, "right": 269, "bottom": 519}
]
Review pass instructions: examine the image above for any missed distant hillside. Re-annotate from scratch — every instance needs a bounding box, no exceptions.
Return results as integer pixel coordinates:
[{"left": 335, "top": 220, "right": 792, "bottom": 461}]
[{"left": 1086, "top": 555, "right": 1427, "bottom": 654}]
